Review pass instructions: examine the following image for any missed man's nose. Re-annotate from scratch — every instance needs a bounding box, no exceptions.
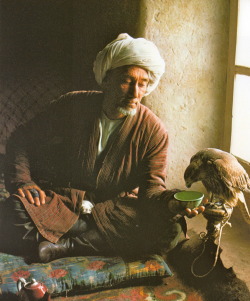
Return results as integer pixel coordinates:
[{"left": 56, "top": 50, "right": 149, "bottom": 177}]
[{"left": 129, "top": 84, "right": 139, "bottom": 98}]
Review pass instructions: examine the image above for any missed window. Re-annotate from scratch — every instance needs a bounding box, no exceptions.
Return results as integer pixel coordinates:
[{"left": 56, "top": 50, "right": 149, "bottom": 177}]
[{"left": 225, "top": 0, "right": 250, "bottom": 172}]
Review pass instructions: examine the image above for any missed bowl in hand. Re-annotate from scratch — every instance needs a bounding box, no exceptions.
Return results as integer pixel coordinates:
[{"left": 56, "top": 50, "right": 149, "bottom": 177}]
[{"left": 174, "top": 191, "right": 204, "bottom": 209}]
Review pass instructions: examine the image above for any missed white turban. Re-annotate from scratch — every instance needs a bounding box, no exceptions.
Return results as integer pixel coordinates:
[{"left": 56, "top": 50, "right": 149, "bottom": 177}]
[{"left": 93, "top": 33, "right": 165, "bottom": 96}]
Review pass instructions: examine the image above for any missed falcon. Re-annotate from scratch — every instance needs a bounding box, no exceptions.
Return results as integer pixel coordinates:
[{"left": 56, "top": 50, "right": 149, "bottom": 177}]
[{"left": 184, "top": 148, "right": 250, "bottom": 224}]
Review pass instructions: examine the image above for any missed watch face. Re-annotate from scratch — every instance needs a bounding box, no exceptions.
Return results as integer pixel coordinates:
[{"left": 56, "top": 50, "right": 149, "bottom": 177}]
[{"left": 81, "top": 200, "right": 94, "bottom": 214}]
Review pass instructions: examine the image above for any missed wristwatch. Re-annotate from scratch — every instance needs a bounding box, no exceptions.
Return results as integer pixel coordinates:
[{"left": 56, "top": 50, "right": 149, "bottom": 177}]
[{"left": 80, "top": 200, "right": 94, "bottom": 214}]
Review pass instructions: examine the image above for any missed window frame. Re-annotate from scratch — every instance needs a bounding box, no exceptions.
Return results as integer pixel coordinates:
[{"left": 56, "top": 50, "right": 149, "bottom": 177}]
[{"left": 224, "top": 0, "right": 250, "bottom": 174}]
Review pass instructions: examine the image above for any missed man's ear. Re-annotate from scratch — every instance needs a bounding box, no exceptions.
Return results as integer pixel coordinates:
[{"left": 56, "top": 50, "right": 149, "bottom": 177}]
[
  {"left": 101, "top": 70, "right": 112, "bottom": 91},
  {"left": 101, "top": 76, "right": 108, "bottom": 89},
  {"left": 101, "top": 80, "right": 108, "bottom": 92}
]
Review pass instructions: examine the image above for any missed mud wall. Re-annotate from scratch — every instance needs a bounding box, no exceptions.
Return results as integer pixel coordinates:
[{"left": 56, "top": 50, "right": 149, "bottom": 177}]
[{"left": 139, "top": 0, "right": 229, "bottom": 190}]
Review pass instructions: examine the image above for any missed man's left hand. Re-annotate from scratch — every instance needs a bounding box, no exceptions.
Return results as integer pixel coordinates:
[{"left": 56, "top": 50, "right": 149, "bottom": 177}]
[{"left": 183, "top": 205, "right": 205, "bottom": 218}]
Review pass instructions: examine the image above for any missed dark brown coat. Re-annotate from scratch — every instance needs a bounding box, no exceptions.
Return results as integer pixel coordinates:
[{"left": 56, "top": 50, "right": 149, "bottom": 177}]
[{"left": 5, "top": 91, "right": 178, "bottom": 252}]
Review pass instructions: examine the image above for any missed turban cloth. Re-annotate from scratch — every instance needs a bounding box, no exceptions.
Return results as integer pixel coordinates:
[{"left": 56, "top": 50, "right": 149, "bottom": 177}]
[{"left": 93, "top": 33, "right": 165, "bottom": 96}]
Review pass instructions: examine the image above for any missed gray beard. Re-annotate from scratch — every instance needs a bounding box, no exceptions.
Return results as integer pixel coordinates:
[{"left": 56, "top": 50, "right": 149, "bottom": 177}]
[{"left": 118, "top": 106, "right": 137, "bottom": 116}]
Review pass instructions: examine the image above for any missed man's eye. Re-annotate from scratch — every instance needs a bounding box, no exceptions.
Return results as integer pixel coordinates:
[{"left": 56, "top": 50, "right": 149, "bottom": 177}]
[
  {"left": 122, "top": 79, "right": 132, "bottom": 84},
  {"left": 139, "top": 83, "right": 147, "bottom": 88}
]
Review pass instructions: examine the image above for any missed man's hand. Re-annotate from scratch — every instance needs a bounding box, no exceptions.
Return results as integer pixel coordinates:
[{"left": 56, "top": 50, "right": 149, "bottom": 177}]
[
  {"left": 17, "top": 185, "right": 46, "bottom": 206},
  {"left": 183, "top": 205, "right": 205, "bottom": 218},
  {"left": 168, "top": 198, "right": 208, "bottom": 219}
]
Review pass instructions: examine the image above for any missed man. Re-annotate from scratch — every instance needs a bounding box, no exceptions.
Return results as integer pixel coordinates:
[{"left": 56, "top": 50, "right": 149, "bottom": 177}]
[{"left": 3, "top": 34, "right": 204, "bottom": 262}]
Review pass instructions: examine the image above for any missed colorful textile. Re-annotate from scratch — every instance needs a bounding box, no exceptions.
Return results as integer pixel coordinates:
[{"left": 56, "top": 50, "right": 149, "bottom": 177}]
[
  {"left": 0, "top": 253, "right": 172, "bottom": 297},
  {"left": 50, "top": 277, "right": 204, "bottom": 300}
]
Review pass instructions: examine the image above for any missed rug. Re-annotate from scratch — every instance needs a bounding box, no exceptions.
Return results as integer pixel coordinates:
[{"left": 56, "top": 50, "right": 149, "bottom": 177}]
[{"left": 51, "top": 275, "right": 204, "bottom": 300}]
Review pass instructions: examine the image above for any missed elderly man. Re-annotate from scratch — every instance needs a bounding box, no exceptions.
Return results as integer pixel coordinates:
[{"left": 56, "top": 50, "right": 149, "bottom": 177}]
[{"left": 3, "top": 34, "right": 204, "bottom": 262}]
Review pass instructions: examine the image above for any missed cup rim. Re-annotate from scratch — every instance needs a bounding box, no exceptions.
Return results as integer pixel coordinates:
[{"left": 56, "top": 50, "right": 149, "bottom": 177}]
[{"left": 174, "top": 191, "right": 204, "bottom": 202}]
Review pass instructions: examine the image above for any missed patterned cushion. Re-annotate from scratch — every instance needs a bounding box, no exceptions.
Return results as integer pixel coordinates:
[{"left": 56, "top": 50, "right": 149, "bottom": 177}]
[{"left": 0, "top": 252, "right": 172, "bottom": 297}]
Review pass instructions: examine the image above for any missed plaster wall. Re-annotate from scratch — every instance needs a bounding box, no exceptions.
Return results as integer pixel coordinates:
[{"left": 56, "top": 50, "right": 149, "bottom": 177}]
[
  {"left": 138, "top": 3, "right": 250, "bottom": 288},
  {"left": 139, "top": 0, "right": 230, "bottom": 192}
]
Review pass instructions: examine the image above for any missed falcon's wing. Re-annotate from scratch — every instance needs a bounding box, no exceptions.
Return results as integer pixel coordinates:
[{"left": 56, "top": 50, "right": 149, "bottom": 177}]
[{"left": 213, "top": 157, "right": 250, "bottom": 191}]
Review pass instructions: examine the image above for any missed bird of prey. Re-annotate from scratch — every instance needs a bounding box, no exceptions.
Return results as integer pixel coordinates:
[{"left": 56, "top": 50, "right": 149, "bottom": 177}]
[{"left": 184, "top": 148, "right": 250, "bottom": 224}]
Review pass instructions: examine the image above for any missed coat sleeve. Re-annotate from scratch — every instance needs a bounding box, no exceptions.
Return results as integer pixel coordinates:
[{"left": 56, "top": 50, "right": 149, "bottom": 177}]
[
  {"left": 4, "top": 124, "right": 37, "bottom": 193},
  {"left": 4, "top": 93, "right": 71, "bottom": 193},
  {"left": 4, "top": 91, "right": 101, "bottom": 194},
  {"left": 137, "top": 119, "right": 169, "bottom": 201}
]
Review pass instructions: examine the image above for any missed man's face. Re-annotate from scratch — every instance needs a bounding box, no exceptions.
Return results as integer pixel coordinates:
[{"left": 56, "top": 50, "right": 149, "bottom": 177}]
[{"left": 102, "top": 65, "right": 149, "bottom": 119}]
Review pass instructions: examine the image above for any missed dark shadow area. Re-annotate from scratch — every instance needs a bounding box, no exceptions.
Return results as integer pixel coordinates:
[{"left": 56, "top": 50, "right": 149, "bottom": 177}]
[
  {"left": 0, "top": 293, "right": 18, "bottom": 301},
  {"left": 0, "top": 0, "right": 141, "bottom": 151},
  {"left": 166, "top": 234, "right": 250, "bottom": 301}
]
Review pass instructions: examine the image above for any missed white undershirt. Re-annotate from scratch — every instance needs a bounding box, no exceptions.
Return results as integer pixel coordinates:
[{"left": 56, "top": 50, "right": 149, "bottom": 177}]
[{"left": 98, "top": 111, "right": 124, "bottom": 156}]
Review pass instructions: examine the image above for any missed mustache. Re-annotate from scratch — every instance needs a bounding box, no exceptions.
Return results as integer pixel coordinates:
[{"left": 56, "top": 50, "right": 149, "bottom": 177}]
[{"left": 120, "top": 97, "right": 138, "bottom": 104}]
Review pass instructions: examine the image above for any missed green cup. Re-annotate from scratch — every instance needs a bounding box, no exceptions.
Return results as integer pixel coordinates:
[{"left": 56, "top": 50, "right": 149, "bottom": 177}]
[{"left": 174, "top": 191, "right": 204, "bottom": 209}]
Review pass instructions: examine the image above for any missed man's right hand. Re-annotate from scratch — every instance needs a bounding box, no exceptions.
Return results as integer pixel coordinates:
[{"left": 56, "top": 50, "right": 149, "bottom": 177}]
[{"left": 17, "top": 185, "right": 46, "bottom": 206}]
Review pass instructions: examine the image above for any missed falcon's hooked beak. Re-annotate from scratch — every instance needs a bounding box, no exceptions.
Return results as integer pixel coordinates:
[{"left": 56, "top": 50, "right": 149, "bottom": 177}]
[
  {"left": 184, "top": 164, "right": 196, "bottom": 188},
  {"left": 185, "top": 180, "right": 192, "bottom": 188}
]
